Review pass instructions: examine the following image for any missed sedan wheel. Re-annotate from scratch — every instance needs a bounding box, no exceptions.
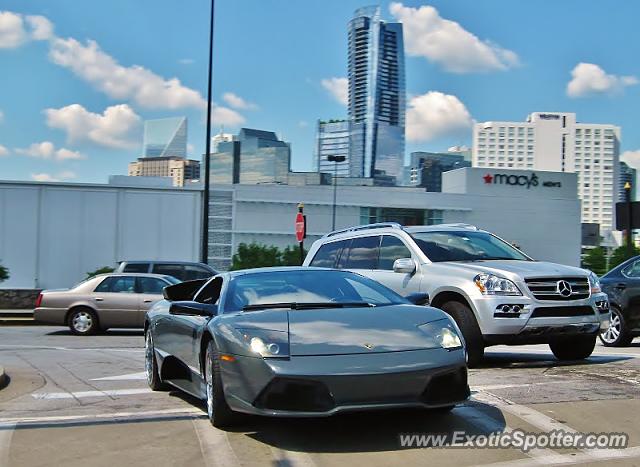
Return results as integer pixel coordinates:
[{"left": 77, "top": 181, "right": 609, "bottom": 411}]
[
  {"left": 145, "top": 331, "right": 166, "bottom": 391},
  {"left": 68, "top": 308, "right": 98, "bottom": 335},
  {"left": 599, "top": 308, "right": 633, "bottom": 347}
]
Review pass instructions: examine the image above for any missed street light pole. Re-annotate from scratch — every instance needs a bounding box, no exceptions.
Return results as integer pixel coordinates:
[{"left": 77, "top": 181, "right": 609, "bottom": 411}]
[
  {"left": 625, "top": 181, "right": 633, "bottom": 259},
  {"left": 201, "top": 0, "right": 215, "bottom": 264},
  {"left": 328, "top": 155, "right": 346, "bottom": 230}
]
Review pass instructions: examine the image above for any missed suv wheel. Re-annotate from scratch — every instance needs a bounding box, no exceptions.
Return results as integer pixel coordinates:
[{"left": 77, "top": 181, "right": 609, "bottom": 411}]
[
  {"left": 599, "top": 307, "right": 633, "bottom": 347},
  {"left": 549, "top": 335, "right": 596, "bottom": 360},
  {"left": 440, "top": 301, "right": 484, "bottom": 367}
]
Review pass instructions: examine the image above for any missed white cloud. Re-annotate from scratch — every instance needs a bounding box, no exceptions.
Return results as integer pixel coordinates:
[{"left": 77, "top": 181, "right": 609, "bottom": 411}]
[
  {"left": 178, "top": 58, "right": 194, "bottom": 65},
  {"left": 622, "top": 150, "right": 640, "bottom": 170},
  {"left": 31, "top": 171, "right": 76, "bottom": 182},
  {"left": 45, "top": 103, "right": 141, "bottom": 149},
  {"left": 321, "top": 77, "right": 348, "bottom": 106},
  {"left": 406, "top": 91, "right": 473, "bottom": 142},
  {"left": 0, "top": 11, "right": 53, "bottom": 48},
  {"left": 222, "top": 92, "right": 257, "bottom": 110},
  {"left": 0, "top": 144, "right": 8, "bottom": 157},
  {"left": 49, "top": 37, "right": 206, "bottom": 110},
  {"left": 211, "top": 105, "right": 245, "bottom": 127},
  {"left": 389, "top": 2, "right": 518, "bottom": 73},
  {"left": 0, "top": 109, "right": 4, "bottom": 124},
  {"left": 16, "top": 141, "right": 85, "bottom": 161},
  {"left": 567, "top": 63, "right": 638, "bottom": 98}
]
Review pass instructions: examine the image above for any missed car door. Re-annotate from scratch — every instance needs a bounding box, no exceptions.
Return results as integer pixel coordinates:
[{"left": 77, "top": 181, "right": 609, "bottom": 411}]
[
  {"left": 91, "top": 276, "right": 140, "bottom": 328},
  {"left": 136, "top": 277, "right": 170, "bottom": 327},
  {"left": 368, "top": 235, "right": 422, "bottom": 296},
  {"left": 616, "top": 260, "right": 640, "bottom": 328}
]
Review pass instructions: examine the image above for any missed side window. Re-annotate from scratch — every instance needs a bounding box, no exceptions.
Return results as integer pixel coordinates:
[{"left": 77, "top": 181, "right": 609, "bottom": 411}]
[
  {"left": 195, "top": 277, "right": 223, "bottom": 304},
  {"left": 378, "top": 236, "right": 412, "bottom": 270},
  {"left": 343, "top": 236, "right": 380, "bottom": 269},
  {"left": 335, "top": 239, "right": 353, "bottom": 269},
  {"left": 184, "top": 265, "right": 214, "bottom": 281},
  {"left": 623, "top": 260, "right": 640, "bottom": 278},
  {"left": 123, "top": 263, "right": 149, "bottom": 273},
  {"left": 95, "top": 276, "right": 136, "bottom": 293},
  {"left": 152, "top": 264, "right": 185, "bottom": 281},
  {"left": 138, "top": 277, "right": 168, "bottom": 294},
  {"left": 309, "top": 240, "right": 347, "bottom": 268}
]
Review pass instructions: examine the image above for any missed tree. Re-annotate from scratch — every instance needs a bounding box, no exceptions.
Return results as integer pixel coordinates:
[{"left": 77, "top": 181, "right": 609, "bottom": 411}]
[
  {"left": 281, "top": 245, "right": 307, "bottom": 266},
  {"left": 86, "top": 266, "right": 115, "bottom": 279},
  {"left": 231, "top": 243, "right": 282, "bottom": 270},
  {"left": 581, "top": 247, "right": 607, "bottom": 275},
  {"left": 609, "top": 245, "right": 640, "bottom": 271},
  {"left": 0, "top": 261, "right": 9, "bottom": 283}
]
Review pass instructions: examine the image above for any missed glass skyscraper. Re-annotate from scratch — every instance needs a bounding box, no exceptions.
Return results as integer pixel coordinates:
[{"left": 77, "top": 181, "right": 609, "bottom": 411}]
[
  {"left": 348, "top": 6, "right": 405, "bottom": 182},
  {"left": 143, "top": 117, "right": 188, "bottom": 158},
  {"left": 316, "top": 119, "right": 350, "bottom": 177}
]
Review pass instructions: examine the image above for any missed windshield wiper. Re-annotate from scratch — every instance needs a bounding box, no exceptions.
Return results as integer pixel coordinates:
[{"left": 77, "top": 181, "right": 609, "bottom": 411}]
[{"left": 242, "top": 301, "right": 376, "bottom": 311}]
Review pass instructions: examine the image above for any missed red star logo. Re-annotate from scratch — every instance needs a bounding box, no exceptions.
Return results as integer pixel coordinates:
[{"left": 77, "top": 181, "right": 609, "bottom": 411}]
[{"left": 483, "top": 173, "right": 493, "bottom": 184}]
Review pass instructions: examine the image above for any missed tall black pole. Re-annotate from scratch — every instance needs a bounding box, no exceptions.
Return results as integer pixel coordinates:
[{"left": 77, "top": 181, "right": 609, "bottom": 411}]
[
  {"left": 332, "top": 162, "right": 338, "bottom": 230},
  {"left": 626, "top": 182, "right": 633, "bottom": 259},
  {"left": 201, "top": 0, "right": 215, "bottom": 264}
]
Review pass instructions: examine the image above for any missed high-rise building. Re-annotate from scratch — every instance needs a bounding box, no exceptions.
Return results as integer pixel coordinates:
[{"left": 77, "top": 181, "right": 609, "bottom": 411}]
[
  {"left": 472, "top": 112, "right": 621, "bottom": 234},
  {"left": 209, "top": 128, "right": 291, "bottom": 185},
  {"left": 143, "top": 117, "right": 188, "bottom": 158},
  {"left": 316, "top": 119, "right": 350, "bottom": 176},
  {"left": 405, "top": 151, "right": 470, "bottom": 191},
  {"left": 619, "top": 161, "right": 637, "bottom": 201},
  {"left": 348, "top": 6, "right": 405, "bottom": 182},
  {"left": 128, "top": 157, "right": 200, "bottom": 187},
  {"left": 211, "top": 131, "right": 235, "bottom": 152}
]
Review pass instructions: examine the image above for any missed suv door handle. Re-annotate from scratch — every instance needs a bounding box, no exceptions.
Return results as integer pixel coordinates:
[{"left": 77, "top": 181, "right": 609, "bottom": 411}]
[
  {"left": 143, "top": 299, "right": 153, "bottom": 303},
  {"left": 94, "top": 297, "right": 104, "bottom": 301}
]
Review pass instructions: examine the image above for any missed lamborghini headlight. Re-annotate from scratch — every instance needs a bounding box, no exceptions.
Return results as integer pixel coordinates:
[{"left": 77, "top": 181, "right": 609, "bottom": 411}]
[
  {"left": 474, "top": 273, "right": 521, "bottom": 296},
  {"left": 238, "top": 329, "right": 289, "bottom": 358},
  {"left": 419, "top": 319, "right": 464, "bottom": 351}
]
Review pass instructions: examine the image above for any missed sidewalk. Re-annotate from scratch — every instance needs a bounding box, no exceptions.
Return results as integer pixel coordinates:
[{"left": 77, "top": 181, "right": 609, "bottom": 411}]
[{"left": 0, "top": 309, "right": 35, "bottom": 326}]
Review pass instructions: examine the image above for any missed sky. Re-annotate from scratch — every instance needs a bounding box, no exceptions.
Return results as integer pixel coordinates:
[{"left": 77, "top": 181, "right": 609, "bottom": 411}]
[{"left": 1, "top": 0, "right": 640, "bottom": 184}]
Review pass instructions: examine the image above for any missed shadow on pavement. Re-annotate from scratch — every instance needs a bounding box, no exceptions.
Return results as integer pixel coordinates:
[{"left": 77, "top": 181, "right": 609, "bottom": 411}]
[
  {"left": 46, "top": 329, "right": 144, "bottom": 337},
  {"left": 477, "top": 351, "right": 631, "bottom": 369}
]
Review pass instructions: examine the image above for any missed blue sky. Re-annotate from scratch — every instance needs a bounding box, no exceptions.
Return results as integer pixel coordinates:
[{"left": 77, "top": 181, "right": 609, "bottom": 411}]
[{"left": 1, "top": 0, "right": 639, "bottom": 183}]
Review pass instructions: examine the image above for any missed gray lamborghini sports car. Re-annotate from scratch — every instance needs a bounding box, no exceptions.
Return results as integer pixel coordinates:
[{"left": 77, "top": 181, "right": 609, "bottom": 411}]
[{"left": 144, "top": 267, "right": 469, "bottom": 427}]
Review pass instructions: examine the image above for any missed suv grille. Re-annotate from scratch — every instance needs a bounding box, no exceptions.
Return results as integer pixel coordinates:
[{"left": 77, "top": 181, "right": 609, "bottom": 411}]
[{"left": 525, "top": 277, "right": 590, "bottom": 301}]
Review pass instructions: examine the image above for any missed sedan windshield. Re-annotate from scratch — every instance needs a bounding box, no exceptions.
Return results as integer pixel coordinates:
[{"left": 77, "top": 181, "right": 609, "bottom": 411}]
[
  {"left": 224, "top": 270, "right": 406, "bottom": 312},
  {"left": 411, "top": 231, "right": 531, "bottom": 262}
]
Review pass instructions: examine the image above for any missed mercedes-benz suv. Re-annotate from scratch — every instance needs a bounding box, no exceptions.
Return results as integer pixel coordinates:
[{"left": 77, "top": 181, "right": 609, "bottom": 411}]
[{"left": 303, "top": 223, "right": 610, "bottom": 366}]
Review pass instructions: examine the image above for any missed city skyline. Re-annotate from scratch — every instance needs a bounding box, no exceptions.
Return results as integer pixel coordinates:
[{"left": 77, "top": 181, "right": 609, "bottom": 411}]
[{"left": 1, "top": 1, "right": 639, "bottom": 184}]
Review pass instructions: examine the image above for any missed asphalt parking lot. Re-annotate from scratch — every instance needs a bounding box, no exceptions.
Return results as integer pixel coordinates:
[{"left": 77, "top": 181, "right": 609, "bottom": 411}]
[{"left": 0, "top": 326, "right": 639, "bottom": 467}]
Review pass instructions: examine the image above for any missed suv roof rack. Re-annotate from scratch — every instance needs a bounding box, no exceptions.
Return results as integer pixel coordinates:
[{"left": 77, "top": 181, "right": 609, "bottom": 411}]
[
  {"left": 323, "top": 222, "right": 404, "bottom": 238},
  {"left": 432, "top": 223, "right": 478, "bottom": 230}
]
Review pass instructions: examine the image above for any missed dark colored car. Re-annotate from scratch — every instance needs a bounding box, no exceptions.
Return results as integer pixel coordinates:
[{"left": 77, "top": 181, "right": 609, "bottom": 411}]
[
  {"left": 116, "top": 261, "right": 217, "bottom": 282},
  {"left": 599, "top": 256, "right": 640, "bottom": 346},
  {"left": 144, "top": 267, "right": 469, "bottom": 428}
]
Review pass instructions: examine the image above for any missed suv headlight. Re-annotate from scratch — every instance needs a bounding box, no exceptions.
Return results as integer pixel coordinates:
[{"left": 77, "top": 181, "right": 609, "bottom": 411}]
[
  {"left": 237, "top": 329, "right": 289, "bottom": 358},
  {"left": 588, "top": 271, "right": 602, "bottom": 294},
  {"left": 419, "top": 319, "right": 464, "bottom": 351},
  {"left": 474, "top": 273, "right": 521, "bottom": 296}
]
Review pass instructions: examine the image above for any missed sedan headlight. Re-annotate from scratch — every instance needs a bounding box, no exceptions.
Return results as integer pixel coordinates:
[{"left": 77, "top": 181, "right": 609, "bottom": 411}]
[
  {"left": 474, "top": 273, "right": 521, "bottom": 296},
  {"left": 588, "top": 271, "right": 602, "bottom": 294},
  {"left": 238, "top": 329, "right": 289, "bottom": 358},
  {"left": 419, "top": 319, "right": 464, "bottom": 351}
]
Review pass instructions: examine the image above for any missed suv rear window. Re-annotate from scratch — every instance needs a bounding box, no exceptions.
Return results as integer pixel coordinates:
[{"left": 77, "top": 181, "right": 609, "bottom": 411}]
[
  {"left": 122, "top": 263, "right": 150, "bottom": 273},
  {"left": 309, "top": 240, "right": 348, "bottom": 268},
  {"left": 342, "top": 236, "right": 380, "bottom": 269}
]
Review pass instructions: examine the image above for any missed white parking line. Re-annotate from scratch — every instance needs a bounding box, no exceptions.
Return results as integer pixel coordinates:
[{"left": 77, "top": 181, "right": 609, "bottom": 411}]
[
  {"left": 477, "top": 445, "right": 640, "bottom": 466},
  {"left": 91, "top": 372, "right": 147, "bottom": 381},
  {"left": 192, "top": 419, "right": 241, "bottom": 467},
  {"left": 0, "top": 408, "right": 204, "bottom": 427},
  {"left": 32, "top": 388, "right": 152, "bottom": 400},
  {"left": 0, "top": 423, "right": 15, "bottom": 467}
]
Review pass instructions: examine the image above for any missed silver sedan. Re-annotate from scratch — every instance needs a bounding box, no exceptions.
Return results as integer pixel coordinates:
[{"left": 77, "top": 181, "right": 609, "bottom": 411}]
[{"left": 34, "top": 273, "right": 180, "bottom": 335}]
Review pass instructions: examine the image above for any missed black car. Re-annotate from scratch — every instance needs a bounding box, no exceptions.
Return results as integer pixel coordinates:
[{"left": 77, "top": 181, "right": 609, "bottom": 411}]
[{"left": 599, "top": 256, "right": 640, "bottom": 346}]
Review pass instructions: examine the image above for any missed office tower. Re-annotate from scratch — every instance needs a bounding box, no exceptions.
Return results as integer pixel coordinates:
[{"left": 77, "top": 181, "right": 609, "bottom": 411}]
[
  {"left": 619, "top": 161, "right": 636, "bottom": 201},
  {"left": 143, "top": 117, "right": 188, "bottom": 158},
  {"left": 128, "top": 157, "right": 200, "bottom": 187},
  {"left": 348, "top": 6, "right": 405, "bottom": 182},
  {"left": 406, "top": 151, "right": 471, "bottom": 191},
  {"left": 473, "top": 112, "right": 621, "bottom": 234},
  {"left": 316, "top": 119, "right": 350, "bottom": 176}
]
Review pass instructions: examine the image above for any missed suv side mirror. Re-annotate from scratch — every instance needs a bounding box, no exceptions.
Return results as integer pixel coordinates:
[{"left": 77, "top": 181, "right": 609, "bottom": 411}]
[
  {"left": 405, "top": 292, "right": 430, "bottom": 306},
  {"left": 393, "top": 258, "right": 416, "bottom": 274},
  {"left": 169, "top": 301, "right": 217, "bottom": 317}
]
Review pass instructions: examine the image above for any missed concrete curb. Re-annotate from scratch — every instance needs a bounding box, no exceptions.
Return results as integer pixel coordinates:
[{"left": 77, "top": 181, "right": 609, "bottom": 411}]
[{"left": 0, "top": 366, "right": 7, "bottom": 391}]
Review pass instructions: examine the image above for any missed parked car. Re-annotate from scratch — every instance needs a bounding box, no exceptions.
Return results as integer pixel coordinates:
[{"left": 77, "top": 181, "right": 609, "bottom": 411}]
[
  {"left": 115, "top": 261, "right": 217, "bottom": 282},
  {"left": 303, "top": 223, "right": 611, "bottom": 366},
  {"left": 145, "top": 267, "right": 469, "bottom": 427},
  {"left": 34, "top": 273, "right": 180, "bottom": 335},
  {"left": 599, "top": 255, "right": 640, "bottom": 346}
]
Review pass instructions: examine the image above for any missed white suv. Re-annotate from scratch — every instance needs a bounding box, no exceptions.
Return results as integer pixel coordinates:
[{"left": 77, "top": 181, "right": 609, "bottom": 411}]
[{"left": 303, "top": 223, "right": 610, "bottom": 366}]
